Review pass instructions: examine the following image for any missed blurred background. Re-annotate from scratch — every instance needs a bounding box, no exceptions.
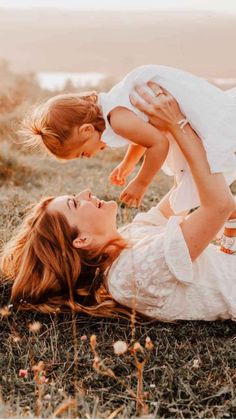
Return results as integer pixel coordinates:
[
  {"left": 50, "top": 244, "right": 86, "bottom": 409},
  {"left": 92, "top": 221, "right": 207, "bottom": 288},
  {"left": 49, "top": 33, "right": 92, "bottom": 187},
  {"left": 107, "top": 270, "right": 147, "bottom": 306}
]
[
  {"left": 0, "top": 0, "right": 236, "bottom": 199},
  {"left": 1, "top": 0, "right": 236, "bottom": 91},
  {"left": 0, "top": 0, "right": 236, "bottom": 138}
]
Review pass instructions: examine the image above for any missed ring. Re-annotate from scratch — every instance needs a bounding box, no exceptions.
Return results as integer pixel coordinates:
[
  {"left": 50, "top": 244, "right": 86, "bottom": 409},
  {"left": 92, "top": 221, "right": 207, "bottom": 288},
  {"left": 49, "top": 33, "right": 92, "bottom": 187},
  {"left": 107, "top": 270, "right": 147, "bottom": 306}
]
[{"left": 155, "top": 91, "right": 164, "bottom": 97}]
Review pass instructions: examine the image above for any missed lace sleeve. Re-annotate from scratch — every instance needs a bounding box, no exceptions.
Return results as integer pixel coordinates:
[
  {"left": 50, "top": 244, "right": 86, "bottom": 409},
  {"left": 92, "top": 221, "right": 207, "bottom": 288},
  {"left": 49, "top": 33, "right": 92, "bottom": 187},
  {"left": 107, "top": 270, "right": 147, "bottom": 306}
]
[{"left": 164, "top": 216, "right": 193, "bottom": 284}]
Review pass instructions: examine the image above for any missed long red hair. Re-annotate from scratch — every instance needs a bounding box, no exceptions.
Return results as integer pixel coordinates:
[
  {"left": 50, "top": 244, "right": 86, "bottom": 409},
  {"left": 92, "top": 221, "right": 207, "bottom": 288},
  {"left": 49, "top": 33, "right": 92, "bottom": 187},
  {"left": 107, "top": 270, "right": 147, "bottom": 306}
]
[
  {"left": 21, "top": 92, "right": 106, "bottom": 158},
  {"left": 0, "top": 197, "right": 132, "bottom": 318}
]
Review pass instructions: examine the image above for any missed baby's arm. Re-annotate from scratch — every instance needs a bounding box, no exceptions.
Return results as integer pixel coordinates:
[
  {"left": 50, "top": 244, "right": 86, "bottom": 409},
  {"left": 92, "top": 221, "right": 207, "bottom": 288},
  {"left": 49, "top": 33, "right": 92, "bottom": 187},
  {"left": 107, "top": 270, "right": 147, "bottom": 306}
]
[
  {"left": 109, "top": 107, "right": 169, "bottom": 206},
  {"left": 121, "top": 143, "right": 146, "bottom": 169},
  {"left": 110, "top": 144, "right": 146, "bottom": 186}
]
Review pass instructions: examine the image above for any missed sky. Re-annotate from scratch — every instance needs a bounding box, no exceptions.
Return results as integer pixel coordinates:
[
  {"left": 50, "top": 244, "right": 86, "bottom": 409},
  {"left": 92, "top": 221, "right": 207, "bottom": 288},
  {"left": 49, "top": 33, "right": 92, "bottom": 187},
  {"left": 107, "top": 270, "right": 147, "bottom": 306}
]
[{"left": 0, "top": 0, "right": 236, "bottom": 12}]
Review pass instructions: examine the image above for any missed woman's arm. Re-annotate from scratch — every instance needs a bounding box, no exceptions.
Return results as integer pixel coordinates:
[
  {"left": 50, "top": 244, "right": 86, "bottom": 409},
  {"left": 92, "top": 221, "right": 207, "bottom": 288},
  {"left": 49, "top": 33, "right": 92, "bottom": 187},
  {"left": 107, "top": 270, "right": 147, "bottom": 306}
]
[
  {"left": 130, "top": 83, "right": 235, "bottom": 260},
  {"left": 170, "top": 124, "right": 234, "bottom": 260}
]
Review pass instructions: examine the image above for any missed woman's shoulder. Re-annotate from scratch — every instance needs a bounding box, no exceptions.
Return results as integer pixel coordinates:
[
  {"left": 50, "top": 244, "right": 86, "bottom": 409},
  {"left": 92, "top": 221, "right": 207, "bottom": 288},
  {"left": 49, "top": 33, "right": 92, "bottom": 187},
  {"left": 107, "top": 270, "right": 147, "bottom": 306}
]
[
  {"left": 108, "top": 215, "right": 194, "bottom": 299},
  {"left": 107, "top": 222, "right": 166, "bottom": 292}
]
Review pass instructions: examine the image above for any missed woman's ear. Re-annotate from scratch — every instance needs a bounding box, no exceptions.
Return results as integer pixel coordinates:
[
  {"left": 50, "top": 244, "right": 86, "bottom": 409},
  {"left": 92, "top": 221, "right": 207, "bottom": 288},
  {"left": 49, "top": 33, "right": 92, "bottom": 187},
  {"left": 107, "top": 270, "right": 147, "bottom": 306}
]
[{"left": 72, "top": 233, "right": 93, "bottom": 249}]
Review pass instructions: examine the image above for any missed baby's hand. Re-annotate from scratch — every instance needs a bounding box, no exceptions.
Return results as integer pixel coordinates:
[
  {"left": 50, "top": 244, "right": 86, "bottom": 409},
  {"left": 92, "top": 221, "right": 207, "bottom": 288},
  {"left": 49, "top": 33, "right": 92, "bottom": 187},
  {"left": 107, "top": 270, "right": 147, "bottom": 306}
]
[
  {"left": 109, "top": 163, "right": 133, "bottom": 186},
  {"left": 120, "top": 179, "right": 147, "bottom": 207}
]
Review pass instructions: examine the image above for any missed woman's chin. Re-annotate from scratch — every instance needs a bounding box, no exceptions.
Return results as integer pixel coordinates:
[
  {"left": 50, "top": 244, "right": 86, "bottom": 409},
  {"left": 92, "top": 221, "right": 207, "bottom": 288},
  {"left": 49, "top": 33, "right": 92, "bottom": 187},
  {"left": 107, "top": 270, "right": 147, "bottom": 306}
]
[{"left": 104, "top": 200, "right": 118, "bottom": 213}]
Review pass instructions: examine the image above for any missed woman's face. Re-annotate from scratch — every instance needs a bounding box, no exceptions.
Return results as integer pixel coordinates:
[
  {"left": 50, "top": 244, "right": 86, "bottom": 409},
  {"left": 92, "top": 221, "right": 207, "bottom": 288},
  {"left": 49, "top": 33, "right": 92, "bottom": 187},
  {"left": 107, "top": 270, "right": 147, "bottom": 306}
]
[{"left": 48, "top": 189, "right": 119, "bottom": 249}]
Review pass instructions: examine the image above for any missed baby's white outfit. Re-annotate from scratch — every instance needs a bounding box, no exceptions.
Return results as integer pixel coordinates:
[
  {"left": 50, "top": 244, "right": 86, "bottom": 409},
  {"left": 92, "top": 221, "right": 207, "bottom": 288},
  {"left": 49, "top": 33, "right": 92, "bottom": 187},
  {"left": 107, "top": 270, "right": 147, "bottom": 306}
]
[
  {"left": 107, "top": 207, "right": 236, "bottom": 321},
  {"left": 98, "top": 65, "right": 236, "bottom": 213}
]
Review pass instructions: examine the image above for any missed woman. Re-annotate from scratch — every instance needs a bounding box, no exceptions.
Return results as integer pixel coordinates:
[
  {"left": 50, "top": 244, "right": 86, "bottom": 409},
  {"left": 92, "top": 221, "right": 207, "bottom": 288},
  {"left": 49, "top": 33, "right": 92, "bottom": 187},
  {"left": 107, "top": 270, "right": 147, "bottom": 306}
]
[{"left": 1, "top": 84, "right": 236, "bottom": 321}]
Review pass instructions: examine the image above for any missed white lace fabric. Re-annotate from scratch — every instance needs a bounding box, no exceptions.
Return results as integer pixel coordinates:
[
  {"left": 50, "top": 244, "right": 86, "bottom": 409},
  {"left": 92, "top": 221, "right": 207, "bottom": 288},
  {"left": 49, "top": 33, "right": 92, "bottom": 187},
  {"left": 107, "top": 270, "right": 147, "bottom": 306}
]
[{"left": 107, "top": 207, "right": 236, "bottom": 321}]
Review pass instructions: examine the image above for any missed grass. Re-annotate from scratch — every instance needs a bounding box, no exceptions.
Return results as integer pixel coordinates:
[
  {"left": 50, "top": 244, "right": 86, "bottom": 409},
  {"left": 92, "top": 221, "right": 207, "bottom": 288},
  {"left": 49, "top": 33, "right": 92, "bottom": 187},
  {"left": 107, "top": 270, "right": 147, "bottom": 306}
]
[{"left": 1, "top": 63, "right": 236, "bottom": 418}]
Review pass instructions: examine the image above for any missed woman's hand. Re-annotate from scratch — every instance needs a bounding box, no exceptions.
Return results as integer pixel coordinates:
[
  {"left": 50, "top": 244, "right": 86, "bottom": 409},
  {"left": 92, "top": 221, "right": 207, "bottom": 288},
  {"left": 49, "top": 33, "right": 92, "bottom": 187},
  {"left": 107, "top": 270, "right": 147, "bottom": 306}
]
[{"left": 130, "top": 81, "right": 185, "bottom": 132}]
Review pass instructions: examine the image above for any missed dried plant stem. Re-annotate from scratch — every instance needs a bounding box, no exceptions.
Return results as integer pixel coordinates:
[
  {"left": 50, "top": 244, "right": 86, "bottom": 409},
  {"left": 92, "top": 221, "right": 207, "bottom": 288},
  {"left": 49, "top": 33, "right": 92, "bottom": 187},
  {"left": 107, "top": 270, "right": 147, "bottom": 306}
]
[
  {"left": 136, "top": 360, "right": 145, "bottom": 414},
  {"left": 52, "top": 398, "right": 77, "bottom": 418}
]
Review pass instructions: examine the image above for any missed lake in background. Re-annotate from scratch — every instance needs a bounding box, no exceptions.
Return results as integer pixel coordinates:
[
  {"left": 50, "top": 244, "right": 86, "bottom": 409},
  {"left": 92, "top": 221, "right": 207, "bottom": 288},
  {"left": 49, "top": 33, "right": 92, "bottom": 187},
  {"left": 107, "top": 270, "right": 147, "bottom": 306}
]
[
  {"left": 37, "top": 72, "right": 107, "bottom": 91},
  {"left": 36, "top": 72, "right": 236, "bottom": 92}
]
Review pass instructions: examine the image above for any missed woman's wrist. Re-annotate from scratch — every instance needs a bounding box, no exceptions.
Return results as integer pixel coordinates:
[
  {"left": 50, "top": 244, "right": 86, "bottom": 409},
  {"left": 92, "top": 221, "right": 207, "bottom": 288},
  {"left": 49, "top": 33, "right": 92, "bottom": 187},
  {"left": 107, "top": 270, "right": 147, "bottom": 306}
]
[
  {"left": 169, "top": 118, "right": 190, "bottom": 135},
  {"left": 168, "top": 124, "right": 184, "bottom": 136}
]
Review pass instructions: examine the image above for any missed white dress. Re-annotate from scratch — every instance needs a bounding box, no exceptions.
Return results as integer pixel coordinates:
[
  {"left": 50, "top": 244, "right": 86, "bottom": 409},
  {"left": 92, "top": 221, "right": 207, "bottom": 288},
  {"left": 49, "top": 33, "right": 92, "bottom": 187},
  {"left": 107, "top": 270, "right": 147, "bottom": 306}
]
[
  {"left": 98, "top": 65, "right": 236, "bottom": 213},
  {"left": 107, "top": 207, "right": 236, "bottom": 321}
]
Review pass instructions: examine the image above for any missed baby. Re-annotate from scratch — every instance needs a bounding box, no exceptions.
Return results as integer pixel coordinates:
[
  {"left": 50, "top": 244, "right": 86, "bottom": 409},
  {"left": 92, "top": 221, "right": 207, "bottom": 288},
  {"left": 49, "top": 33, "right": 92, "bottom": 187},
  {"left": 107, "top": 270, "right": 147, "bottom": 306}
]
[{"left": 23, "top": 64, "right": 236, "bottom": 216}]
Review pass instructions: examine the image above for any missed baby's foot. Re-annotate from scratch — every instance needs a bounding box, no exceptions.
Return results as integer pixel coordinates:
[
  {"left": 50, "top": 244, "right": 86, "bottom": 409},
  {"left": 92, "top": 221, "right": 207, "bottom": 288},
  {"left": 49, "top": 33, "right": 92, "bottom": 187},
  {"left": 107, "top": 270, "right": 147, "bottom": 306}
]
[{"left": 220, "top": 219, "right": 236, "bottom": 255}]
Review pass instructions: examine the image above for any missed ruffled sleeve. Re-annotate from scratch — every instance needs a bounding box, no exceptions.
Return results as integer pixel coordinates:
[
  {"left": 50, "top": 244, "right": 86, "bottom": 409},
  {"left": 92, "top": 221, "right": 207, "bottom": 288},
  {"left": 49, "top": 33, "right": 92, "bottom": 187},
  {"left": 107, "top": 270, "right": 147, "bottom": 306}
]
[{"left": 164, "top": 216, "right": 193, "bottom": 284}]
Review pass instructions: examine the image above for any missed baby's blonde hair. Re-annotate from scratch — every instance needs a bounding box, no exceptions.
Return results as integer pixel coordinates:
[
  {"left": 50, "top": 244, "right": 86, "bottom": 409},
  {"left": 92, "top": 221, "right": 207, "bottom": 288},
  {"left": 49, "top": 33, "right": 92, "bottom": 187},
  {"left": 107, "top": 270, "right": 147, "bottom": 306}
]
[{"left": 21, "top": 92, "right": 106, "bottom": 158}]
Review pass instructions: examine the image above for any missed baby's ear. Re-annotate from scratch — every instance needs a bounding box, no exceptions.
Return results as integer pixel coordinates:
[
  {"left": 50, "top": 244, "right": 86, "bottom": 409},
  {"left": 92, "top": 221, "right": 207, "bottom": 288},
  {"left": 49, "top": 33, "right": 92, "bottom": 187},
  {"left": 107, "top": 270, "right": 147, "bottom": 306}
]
[{"left": 79, "top": 124, "right": 94, "bottom": 135}]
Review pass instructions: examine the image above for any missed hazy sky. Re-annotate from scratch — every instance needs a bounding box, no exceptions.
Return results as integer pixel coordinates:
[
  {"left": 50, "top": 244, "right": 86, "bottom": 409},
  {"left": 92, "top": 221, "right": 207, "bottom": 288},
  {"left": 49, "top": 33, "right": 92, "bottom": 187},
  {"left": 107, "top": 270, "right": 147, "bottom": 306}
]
[{"left": 0, "top": 0, "right": 236, "bottom": 12}]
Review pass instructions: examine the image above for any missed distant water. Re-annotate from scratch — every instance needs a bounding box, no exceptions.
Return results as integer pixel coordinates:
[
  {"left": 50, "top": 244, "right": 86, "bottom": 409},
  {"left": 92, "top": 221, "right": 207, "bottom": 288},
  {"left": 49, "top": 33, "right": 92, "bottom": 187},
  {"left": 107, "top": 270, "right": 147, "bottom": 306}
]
[
  {"left": 37, "top": 72, "right": 106, "bottom": 90},
  {"left": 211, "top": 78, "right": 236, "bottom": 90},
  {"left": 36, "top": 72, "right": 236, "bottom": 92}
]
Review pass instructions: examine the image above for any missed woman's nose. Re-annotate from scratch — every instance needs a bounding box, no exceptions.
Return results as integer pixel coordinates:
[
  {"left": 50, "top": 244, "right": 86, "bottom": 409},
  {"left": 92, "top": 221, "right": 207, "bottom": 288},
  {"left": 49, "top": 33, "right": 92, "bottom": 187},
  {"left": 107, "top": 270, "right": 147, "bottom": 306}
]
[{"left": 75, "top": 189, "right": 91, "bottom": 200}]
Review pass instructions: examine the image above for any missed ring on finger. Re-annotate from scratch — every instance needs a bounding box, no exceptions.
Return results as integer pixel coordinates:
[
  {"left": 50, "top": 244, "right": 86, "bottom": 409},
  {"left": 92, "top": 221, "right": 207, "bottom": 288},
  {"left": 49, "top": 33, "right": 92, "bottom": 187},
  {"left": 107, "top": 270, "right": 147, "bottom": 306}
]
[{"left": 154, "top": 90, "right": 164, "bottom": 97}]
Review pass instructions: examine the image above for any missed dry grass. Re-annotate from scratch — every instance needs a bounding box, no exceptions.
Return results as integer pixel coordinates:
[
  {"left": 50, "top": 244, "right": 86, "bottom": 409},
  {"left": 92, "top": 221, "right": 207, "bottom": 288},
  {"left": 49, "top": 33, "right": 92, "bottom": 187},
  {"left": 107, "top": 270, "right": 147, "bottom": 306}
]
[{"left": 1, "top": 62, "right": 236, "bottom": 418}]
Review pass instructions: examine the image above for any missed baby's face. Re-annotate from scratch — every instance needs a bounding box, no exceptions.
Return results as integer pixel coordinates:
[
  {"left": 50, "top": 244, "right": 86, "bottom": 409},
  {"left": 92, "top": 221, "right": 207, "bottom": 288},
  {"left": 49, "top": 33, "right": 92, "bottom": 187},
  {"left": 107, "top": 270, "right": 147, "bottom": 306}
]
[{"left": 67, "top": 125, "right": 106, "bottom": 159}]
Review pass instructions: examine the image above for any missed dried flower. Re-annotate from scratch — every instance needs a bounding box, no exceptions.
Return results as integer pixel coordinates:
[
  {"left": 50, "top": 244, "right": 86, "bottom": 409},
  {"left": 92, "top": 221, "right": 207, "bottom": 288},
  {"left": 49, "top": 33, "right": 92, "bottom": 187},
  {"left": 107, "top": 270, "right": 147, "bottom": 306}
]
[
  {"left": 11, "top": 335, "right": 21, "bottom": 343},
  {"left": 192, "top": 358, "right": 200, "bottom": 369},
  {"left": 32, "top": 361, "right": 47, "bottom": 385},
  {"left": 32, "top": 361, "right": 44, "bottom": 373},
  {"left": 28, "top": 321, "right": 41, "bottom": 333},
  {"left": 145, "top": 336, "right": 154, "bottom": 351},
  {"left": 92, "top": 356, "right": 100, "bottom": 370},
  {"left": 0, "top": 306, "right": 11, "bottom": 318},
  {"left": 113, "top": 340, "right": 128, "bottom": 355},
  {"left": 90, "top": 334, "right": 97, "bottom": 349},
  {"left": 40, "top": 375, "right": 49, "bottom": 384},
  {"left": 133, "top": 342, "right": 143, "bottom": 353},
  {"left": 80, "top": 335, "right": 87, "bottom": 341},
  {"left": 19, "top": 369, "right": 28, "bottom": 378}
]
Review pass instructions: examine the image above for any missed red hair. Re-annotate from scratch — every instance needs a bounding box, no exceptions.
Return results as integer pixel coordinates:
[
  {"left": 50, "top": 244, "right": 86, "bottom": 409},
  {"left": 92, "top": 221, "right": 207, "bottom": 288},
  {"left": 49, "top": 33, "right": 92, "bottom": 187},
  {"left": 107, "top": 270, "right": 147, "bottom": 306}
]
[
  {"left": 0, "top": 197, "right": 132, "bottom": 318},
  {"left": 21, "top": 92, "right": 106, "bottom": 158}
]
